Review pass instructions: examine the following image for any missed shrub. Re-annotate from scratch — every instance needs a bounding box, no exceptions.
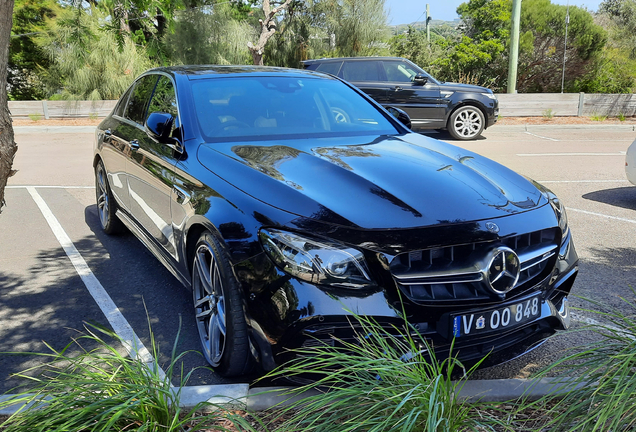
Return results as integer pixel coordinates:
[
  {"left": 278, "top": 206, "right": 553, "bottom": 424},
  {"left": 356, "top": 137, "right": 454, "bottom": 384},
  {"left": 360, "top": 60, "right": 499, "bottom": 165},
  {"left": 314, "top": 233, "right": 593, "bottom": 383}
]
[
  {"left": 260, "top": 312, "right": 505, "bottom": 432},
  {"left": 531, "top": 293, "right": 636, "bottom": 431},
  {"left": 0, "top": 321, "right": 257, "bottom": 432}
]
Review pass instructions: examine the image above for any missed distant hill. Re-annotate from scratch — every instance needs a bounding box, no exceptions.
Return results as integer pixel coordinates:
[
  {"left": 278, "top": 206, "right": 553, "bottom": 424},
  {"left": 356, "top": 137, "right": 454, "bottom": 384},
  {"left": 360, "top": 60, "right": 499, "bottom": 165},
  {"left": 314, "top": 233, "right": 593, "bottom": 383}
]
[{"left": 389, "top": 19, "right": 461, "bottom": 38}]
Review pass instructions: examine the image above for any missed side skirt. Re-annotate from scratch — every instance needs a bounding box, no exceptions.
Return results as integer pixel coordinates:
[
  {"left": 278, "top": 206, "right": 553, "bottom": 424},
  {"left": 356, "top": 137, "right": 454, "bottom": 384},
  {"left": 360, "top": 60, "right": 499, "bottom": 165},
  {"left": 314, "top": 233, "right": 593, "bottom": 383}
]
[{"left": 116, "top": 209, "right": 191, "bottom": 289}]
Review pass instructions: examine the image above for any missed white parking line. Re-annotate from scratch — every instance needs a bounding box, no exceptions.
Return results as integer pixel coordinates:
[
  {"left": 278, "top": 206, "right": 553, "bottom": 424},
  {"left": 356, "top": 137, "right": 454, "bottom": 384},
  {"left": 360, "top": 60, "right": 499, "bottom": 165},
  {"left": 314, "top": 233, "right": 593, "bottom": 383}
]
[
  {"left": 6, "top": 185, "right": 95, "bottom": 189},
  {"left": 567, "top": 207, "right": 636, "bottom": 224},
  {"left": 25, "top": 186, "right": 166, "bottom": 381},
  {"left": 571, "top": 312, "right": 634, "bottom": 340},
  {"left": 524, "top": 131, "right": 559, "bottom": 141},
  {"left": 538, "top": 180, "right": 629, "bottom": 183},
  {"left": 518, "top": 152, "right": 626, "bottom": 157}
]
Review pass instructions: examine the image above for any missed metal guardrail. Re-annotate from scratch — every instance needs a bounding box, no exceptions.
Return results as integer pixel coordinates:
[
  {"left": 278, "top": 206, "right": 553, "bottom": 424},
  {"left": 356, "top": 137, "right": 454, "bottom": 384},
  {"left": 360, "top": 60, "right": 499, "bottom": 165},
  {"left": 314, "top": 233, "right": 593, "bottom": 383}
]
[{"left": 8, "top": 93, "right": 636, "bottom": 118}]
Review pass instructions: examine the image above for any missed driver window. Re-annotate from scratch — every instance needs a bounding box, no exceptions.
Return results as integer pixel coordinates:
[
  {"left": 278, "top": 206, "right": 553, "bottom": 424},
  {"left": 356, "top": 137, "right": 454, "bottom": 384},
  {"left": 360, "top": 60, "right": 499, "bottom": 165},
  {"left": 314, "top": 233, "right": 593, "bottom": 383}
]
[
  {"left": 147, "top": 76, "right": 180, "bottom": 134},
  {"left": 382, "top": 61, "right": 418, "bottom": 83}
]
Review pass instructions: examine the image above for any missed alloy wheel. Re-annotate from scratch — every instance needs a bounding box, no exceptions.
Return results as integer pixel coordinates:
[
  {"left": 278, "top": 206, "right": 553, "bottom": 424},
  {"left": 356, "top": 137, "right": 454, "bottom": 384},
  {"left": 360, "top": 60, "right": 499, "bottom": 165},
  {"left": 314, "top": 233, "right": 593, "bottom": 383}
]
[
  {"left": 193, "top": 242, "right": 227, "bottom": 366},
  {"left": 95, "top": 164, "right": 110, "bottom": 229},
  {"left": 453, "top": 108, "right": 483, "bottom": 139}
]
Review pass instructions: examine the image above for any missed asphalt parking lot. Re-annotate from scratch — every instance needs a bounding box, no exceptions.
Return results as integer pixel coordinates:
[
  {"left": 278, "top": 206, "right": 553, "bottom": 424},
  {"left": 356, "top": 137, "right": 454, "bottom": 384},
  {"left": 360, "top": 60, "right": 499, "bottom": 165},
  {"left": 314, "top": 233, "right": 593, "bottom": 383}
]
[{"left": 1, "top": 123, "right": 635, "bottom": 393}]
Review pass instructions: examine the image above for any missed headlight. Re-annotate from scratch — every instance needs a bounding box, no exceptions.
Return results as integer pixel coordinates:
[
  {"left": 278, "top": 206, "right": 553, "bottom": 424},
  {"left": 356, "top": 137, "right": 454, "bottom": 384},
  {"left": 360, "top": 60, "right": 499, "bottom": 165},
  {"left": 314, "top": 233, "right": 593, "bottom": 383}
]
[
  {"left": 481, "top": 92, "right": 497, "bottom": 100},
  {"left": 259, "top": 228, "right": 374, "bottom": 289},
  {"left": 549, "top": 196, "right": 569, "bottom": 239}
]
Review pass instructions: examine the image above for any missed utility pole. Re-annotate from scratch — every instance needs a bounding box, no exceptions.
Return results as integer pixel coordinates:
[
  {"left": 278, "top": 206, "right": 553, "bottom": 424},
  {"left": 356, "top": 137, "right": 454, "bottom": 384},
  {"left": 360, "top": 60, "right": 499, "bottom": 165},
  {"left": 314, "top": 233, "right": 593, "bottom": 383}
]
[
  {"left": 507, "top": 0, "right": 522, "bottom": 93},
  {"left": 561, "top": 1, "right": 570, "bottom": 93},
  {"left": 425, "top": 4, "right": 431, "bottom": 46}
]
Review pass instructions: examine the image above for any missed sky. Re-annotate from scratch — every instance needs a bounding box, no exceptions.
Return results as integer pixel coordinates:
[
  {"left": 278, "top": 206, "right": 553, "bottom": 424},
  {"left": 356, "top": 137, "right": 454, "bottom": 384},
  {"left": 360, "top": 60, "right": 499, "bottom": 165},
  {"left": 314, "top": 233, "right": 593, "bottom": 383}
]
[{"left": 384, "top": 0, "right": 604, "bottom": 25}]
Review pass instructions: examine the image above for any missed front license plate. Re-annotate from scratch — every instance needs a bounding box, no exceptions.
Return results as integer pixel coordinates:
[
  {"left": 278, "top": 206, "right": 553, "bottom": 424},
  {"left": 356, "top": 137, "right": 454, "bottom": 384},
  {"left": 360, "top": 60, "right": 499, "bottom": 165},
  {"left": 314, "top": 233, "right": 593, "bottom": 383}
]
[{"left": 451, "top": 294, "right": 542, "bottom": 338}]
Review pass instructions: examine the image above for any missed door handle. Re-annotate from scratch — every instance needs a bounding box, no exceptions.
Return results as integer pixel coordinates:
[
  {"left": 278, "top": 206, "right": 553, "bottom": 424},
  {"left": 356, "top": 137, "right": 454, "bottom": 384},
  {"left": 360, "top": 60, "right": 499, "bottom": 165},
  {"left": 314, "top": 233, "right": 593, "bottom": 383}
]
[{"left": 129, "top": 139, "right": 140, "bottom": 151}]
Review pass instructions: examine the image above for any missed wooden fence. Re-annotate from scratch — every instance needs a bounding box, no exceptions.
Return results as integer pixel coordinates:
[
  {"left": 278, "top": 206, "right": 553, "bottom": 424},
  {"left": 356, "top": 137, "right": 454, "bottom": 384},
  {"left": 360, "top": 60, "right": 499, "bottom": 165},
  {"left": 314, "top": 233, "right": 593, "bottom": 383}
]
[{"left": 8, "top": 93, "right": 636, "bottom": 118}]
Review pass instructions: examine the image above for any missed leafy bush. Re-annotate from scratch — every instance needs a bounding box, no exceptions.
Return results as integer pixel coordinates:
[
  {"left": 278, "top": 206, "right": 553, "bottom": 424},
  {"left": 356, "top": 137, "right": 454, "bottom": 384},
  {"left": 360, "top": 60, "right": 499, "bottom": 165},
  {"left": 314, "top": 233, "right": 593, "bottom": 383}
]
[{"left": 260, "top": 312, "right": 504, "bottom": 432}]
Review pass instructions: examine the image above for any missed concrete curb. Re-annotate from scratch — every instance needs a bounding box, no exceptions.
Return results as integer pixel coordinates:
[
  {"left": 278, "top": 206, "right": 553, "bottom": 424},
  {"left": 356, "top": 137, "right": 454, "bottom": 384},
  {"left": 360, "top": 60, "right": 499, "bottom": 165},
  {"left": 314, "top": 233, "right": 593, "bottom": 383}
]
[
  {"left": 0, "top": 377, "right": 584, "bottom": 415},
  {"left": 492, "top": 124, "right": 636, "bottom": 132},
  {"left": 13, "top": 126, "right": 96, "bottom": 134}
]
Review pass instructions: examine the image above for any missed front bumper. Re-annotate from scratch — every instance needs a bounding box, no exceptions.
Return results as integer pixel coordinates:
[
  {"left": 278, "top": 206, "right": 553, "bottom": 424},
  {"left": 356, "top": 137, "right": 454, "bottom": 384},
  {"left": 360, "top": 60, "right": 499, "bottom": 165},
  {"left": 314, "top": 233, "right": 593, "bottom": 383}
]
[{"left": 243, "top": 223, "right": 578, "bottom": 370}]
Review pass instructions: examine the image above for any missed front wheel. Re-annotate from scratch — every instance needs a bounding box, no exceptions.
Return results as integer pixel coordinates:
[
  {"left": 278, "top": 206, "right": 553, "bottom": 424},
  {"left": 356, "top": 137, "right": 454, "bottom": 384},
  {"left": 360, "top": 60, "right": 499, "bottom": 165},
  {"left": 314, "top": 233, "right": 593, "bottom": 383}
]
[
  {"left": 95, "top": 160, "right": 125, "bottom": 234},
  {"left": 448, "top": 106, "right": 485, "bottom": 140},
  {"left": 192, "top": 232, "right": 254, "bottom": 377}
]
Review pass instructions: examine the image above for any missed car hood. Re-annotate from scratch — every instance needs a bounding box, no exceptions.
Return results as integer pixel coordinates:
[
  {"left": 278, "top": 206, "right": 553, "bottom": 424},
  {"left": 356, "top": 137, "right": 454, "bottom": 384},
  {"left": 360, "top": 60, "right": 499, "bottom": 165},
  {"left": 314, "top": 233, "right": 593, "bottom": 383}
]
[
  {"left": 198, "top": 133, "right": 546, "bottom": 230},
  {"left": 439, "top": 82, "right": 491, "bottom": 93}
]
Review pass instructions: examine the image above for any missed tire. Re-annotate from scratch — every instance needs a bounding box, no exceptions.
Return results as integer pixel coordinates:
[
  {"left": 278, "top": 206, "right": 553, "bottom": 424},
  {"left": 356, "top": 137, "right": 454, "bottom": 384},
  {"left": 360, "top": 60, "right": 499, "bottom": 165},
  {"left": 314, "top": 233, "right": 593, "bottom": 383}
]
[
  {"left": 95, "top": 160, "right": 125, "bottom": 234},
  {"left": 192, "top": 231, "right": 254, "bottom": 377},
  {"left": 448, "top": 106, "right": 485, "bottom": 140}
]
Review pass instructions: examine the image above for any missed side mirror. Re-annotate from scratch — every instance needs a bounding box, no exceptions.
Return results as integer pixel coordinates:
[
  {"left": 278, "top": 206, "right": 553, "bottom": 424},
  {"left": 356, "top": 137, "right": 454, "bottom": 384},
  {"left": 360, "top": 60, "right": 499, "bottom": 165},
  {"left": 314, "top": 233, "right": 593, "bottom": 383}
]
[
  {"left": 385, "top": 106, "right": 411, "bottom": 129},
  {"left": 145, "top": 112, "right": 174, "bottom": 143},
  {"left": 413, "top": 73, "right": 428, "bottom": 86}
]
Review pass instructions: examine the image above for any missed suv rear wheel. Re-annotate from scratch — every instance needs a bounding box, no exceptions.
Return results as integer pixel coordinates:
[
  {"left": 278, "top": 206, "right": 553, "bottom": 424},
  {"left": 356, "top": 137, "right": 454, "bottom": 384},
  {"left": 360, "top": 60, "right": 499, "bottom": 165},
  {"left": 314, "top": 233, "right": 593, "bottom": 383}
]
[{"left": 448, "top": 106, "right": 485, "bottom": 140}]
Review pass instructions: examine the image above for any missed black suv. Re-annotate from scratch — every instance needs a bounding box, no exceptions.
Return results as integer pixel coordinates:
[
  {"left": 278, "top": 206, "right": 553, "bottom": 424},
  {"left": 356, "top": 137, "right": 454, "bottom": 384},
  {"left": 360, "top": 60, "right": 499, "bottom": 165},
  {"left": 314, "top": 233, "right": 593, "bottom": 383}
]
[{"left": 303, "top": 56, "right": 499, "bottom": 140}]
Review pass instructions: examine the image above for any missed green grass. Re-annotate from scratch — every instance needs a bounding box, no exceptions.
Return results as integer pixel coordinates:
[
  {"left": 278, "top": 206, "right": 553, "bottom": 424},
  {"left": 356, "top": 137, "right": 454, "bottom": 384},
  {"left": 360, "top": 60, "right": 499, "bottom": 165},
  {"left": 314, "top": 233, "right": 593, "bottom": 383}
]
[
  {"left": 260, "top": 312, "right": 507, "bottom": 432},
  {"left": 618, "top": 112, "right": 626, "bottom": 122},
  {"left": 0, "top": 320, "right": 258, "bottom": 432},
  {"left": 542, "top": 108, "right": 555, "bottom": 119},
  {"left": 525, "top": 292, "right": 636, "bottom": 432},
  {"left": 28, "top": 113, "right": 42, "bottom": 121},
  {"left": 590, "top": 114, "right": 608, "bottom": 121}
]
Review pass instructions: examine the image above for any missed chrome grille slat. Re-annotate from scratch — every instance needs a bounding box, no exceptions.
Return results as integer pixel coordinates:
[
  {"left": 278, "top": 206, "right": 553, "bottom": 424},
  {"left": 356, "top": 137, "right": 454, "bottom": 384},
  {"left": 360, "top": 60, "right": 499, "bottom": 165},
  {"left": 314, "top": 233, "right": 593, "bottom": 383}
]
[{"left": 391, "top": 228, "right": 559, "bottom": 304}]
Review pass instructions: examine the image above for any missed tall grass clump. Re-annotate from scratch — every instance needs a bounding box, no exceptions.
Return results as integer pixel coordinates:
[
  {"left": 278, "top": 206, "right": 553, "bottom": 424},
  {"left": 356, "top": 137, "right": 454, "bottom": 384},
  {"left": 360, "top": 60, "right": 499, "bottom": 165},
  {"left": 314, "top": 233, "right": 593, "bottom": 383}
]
[
  {"left": 0, "top": 322, "right": 256, "bottom": 432},
  {"left": 534, "top": 293, "right": 636, "bottom": 431},
  {"left": 261, "top": 312, "right": 504, "bottom": 432}
]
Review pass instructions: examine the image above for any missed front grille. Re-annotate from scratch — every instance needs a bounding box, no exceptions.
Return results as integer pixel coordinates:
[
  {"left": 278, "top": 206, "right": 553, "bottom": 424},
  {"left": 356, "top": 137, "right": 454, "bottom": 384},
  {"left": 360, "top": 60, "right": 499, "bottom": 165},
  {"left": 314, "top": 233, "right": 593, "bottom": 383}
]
[{"left": 390, "top": 228, "right": 559, "bottom": 305}]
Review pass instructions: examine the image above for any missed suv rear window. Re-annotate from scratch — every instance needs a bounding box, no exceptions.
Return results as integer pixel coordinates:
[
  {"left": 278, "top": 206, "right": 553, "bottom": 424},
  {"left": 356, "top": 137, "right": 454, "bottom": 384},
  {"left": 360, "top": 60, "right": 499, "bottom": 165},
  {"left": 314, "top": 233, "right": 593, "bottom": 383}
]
[
  {"left": 315, "top": 61, "right": 342, "bottom": 76},
  {"left": 341, "top": 61, "right": 382, "bottom": 82}
]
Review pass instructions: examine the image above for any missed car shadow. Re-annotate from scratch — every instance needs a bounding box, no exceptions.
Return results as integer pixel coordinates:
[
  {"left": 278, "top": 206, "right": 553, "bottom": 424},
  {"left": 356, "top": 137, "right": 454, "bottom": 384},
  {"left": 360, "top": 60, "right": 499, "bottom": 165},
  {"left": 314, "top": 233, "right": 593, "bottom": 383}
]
[
  {"left": 582, "top": 186, "right": 636, "bottom": 211},
  {"left": 418, "top": 130, "right": 488, "bottom": 142},
  {"left": 82, "top": 204, "right": 259, "bottom": 386}
]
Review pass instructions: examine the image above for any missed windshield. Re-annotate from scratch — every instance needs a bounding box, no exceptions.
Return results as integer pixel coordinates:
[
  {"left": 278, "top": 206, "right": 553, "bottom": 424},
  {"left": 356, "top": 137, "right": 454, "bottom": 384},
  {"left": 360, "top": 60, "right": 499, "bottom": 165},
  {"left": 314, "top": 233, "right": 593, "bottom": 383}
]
[{"left": 190, "top": 76, "right": 399, "bottom": 141}]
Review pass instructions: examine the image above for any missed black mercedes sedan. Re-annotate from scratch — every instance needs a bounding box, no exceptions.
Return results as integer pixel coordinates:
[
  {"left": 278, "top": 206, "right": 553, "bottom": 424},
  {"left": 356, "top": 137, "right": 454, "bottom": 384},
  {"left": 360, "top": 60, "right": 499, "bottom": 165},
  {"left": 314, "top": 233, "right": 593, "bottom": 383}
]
[
  {"left": 94, "top": 66, "right": 577, "bottom": 377},
  {"left": 302, "top": 56, "right": 499, "bottom": 140}
]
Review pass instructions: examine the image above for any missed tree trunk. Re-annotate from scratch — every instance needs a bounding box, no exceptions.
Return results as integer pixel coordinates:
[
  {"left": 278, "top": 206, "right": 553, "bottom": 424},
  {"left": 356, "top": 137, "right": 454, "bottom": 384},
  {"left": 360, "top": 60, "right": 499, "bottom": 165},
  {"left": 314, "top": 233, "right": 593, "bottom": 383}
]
[
  {"left": 0, "top": 0, "right": 18, "bottom": 213},
  {"left": 247, "top": 0, "right": 292, "bottom": 66}
]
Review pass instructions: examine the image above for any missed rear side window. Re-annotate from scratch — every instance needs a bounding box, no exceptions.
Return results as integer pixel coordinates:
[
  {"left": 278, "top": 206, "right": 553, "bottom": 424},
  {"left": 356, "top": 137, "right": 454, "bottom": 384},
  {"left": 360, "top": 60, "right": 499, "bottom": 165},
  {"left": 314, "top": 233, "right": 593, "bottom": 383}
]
[
  {"left": 125, "top": 75, "right": 158, "bottom": 125},
  {"left": 341, "top": 61, "right": 382, "bottom": 82},
  {"left": 113, "top": 87, "right": 133, "bottom": 117},
  {"left": 315, "top": 61, "right": 343, "bottom": 76}
]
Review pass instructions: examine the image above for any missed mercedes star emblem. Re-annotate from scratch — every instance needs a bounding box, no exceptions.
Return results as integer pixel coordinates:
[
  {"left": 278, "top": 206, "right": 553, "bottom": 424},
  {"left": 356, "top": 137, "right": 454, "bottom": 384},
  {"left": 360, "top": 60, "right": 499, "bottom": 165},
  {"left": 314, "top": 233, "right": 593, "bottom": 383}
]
[{"left": 486, "top": 246, "right": 521, "bottom": 294}]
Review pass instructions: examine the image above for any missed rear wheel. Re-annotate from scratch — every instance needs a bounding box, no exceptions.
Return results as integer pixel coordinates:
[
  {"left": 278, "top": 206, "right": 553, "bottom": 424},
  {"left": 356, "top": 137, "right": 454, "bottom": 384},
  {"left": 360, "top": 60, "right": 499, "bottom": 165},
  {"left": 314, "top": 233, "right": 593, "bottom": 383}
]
[
  {"left": 94, "top": 160, "right": 125, "bottom": 234},
  {"left": 192, "top": 231, "right": 254, "bottom": 377},
  {"left": 448, "top": 106, "right": 485, "bottom": 140}
]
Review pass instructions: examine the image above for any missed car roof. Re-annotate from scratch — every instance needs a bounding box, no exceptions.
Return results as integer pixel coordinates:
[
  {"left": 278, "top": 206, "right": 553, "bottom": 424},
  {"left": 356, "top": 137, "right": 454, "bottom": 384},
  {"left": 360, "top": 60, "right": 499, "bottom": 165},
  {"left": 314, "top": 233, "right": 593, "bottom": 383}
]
[
  {"left": 144, "top": 65, "right": 330, "bottom": 80},
  {"left": 302, "top": 57, "right": 408, "bottom": 65}
]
